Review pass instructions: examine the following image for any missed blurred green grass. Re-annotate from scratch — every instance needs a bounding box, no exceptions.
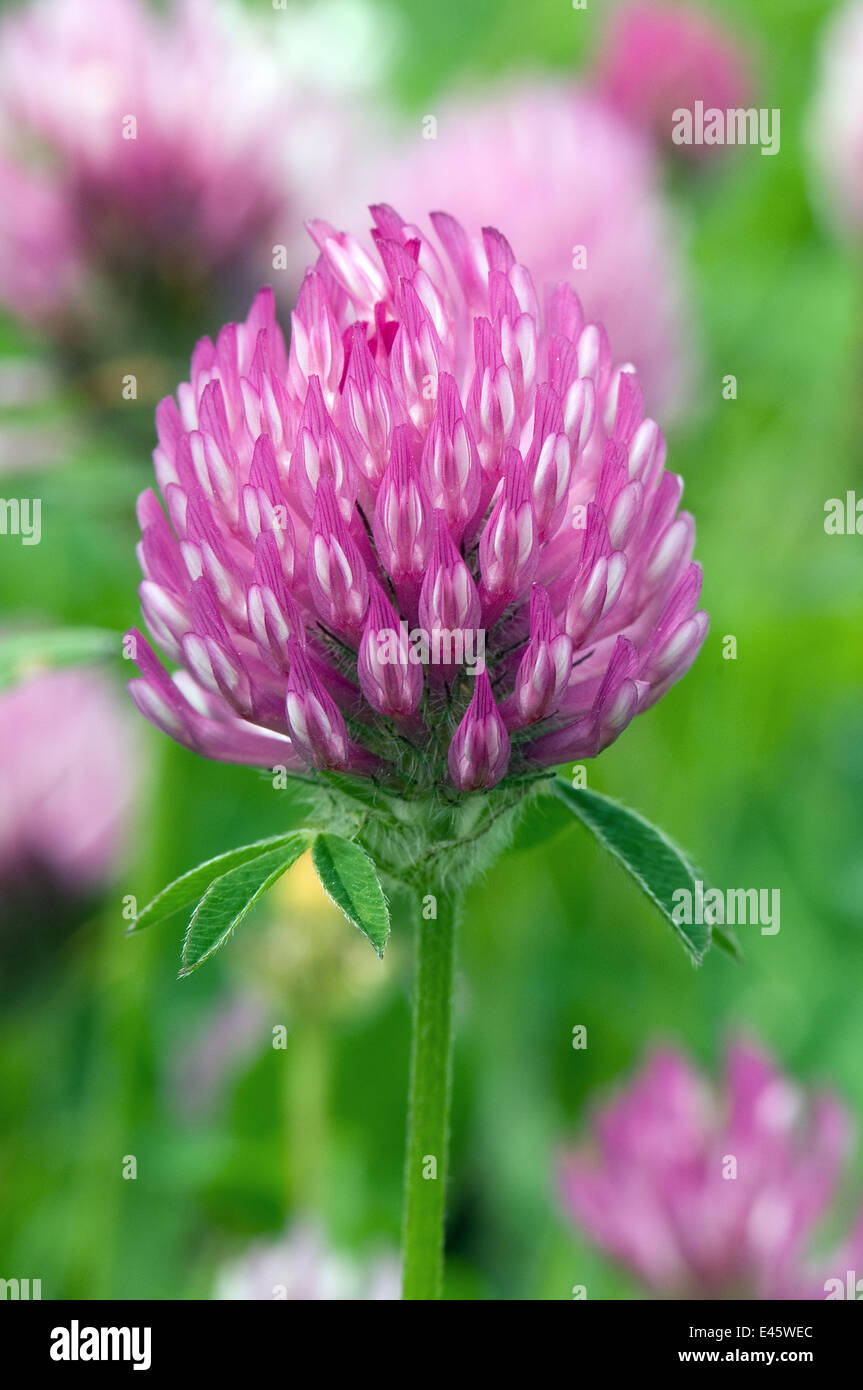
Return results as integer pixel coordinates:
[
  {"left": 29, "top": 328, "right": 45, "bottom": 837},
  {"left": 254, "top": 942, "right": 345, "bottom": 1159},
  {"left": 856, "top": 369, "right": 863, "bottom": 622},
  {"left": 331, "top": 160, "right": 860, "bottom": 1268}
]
[{"left": 1, "top": 0, "right": 862, "bottom": 1300}]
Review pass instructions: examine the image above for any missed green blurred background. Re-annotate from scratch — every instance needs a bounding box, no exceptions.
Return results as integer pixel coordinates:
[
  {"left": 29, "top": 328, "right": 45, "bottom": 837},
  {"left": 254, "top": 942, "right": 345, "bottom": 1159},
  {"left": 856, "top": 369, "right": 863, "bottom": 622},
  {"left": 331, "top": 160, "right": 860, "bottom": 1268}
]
[{"left": 1, "top": 0, "right": 862, "bottom": 1300}]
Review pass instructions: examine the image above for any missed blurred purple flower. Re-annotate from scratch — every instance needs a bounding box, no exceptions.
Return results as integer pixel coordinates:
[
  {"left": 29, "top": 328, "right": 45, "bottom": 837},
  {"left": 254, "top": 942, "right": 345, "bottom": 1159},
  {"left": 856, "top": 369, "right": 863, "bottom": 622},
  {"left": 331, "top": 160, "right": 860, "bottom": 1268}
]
[
  {"left": 216, "top": 1222, "right": 400, "bottom": 1300},
  {"left": 0, "top": 668, "right": 139, "bottom": 891},
  {"left": 127, "top": 208, "right": 706, "bottom": 793},
  {"left": 558, "top": 1041, "right": 863, "bottom": 1300},
  {"left": 596, "top": 2, "right": 753, "bottom": 155},
  {"left": 0, "top": 0, "right": 389, "bottom": 331},
  {"left": 370, "top": 84, "right": 692, "bottom": 414}
]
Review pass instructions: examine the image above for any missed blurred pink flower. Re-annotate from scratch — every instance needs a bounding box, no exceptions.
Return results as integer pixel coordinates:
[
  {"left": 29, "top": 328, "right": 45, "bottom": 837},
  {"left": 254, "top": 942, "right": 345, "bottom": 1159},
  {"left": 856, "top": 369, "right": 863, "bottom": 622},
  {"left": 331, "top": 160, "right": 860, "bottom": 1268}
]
[
  {"left": 216, "top": 1222, "right": 400, "bottom": 1300},
  {"left": 127, "top": 208, "right": 707, "bottom": 791},
  {"left": 369, "top": 84, "right": 692, "bottom": 414},
  {"left": 0, "top": 0, "right": 389, "bottom": 330},
  {"left": 171, "top": 989, "right": 268, "bottom": 1118},
  {"left": 0, "top": 158, "right": 82, "bottom": 326},
  {"left": 0, "top": 668, "right": 139, "bottom": 891},
  {"left": 596, "top": 1, "right": 753, "bottom": 154},
  {"left": 559, "top": 1041, "right": 863, "bottom": 1300},
  {"left": 808, "top": 1, "right": 863, "bottom": 238}
]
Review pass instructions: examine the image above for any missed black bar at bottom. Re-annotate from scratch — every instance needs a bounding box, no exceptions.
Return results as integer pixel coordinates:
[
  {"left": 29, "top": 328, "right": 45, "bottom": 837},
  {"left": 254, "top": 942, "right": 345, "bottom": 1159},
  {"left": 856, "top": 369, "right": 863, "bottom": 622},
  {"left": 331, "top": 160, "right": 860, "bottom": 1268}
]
[{"left": 2, "top": 1296, "right": 859, "bottom": 1374}]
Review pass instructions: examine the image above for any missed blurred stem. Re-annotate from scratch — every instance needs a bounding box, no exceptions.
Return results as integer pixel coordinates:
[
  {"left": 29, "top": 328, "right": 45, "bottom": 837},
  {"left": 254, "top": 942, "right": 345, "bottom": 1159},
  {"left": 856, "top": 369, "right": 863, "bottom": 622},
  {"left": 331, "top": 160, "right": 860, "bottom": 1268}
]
[
  {"left": 67, "top": 737, "right": 177, "bottom": 1297},
  {"left": 286, "top": 1016, "right": 329, "bottom": 1213},
  {"left": 401, "top": 892, "right": 460, "bottom": 1300}
]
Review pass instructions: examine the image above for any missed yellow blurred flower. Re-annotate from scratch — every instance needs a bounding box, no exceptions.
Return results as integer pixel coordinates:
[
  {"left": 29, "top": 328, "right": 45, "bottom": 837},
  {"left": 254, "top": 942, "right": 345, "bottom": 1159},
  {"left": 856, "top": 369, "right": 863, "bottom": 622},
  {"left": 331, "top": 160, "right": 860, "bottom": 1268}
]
[{"left": 240, "top": 850, "right": 395, "bottom": 1020}]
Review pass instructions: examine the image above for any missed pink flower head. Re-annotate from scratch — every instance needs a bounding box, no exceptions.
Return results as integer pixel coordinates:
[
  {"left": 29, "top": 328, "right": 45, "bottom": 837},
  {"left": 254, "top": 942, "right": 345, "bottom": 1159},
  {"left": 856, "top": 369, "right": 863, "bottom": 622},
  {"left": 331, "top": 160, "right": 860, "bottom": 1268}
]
[
  {"left": 558, "top": 1040, "right": 863, "bottom": 1300},
  {"left": 0, "top": 0, "right": 386, "bottom": 329},
  {"left": 447, "top": 670, "right": 510, "bottom": 792},
  {"left": 808, "top": 2, "right": 863, "bottom": 238},
  {"left": 358, "top": 577, "right": 423, "bottom": 720},
  {"left": 597, "top": 2, "right": 753, "bottom": 155},
  {"left": 127, "top": 209, "right": 707, "bottom": 795},
  {"left": 369, "top": 85, "right": 692, "bottom": 414},
  {"left": 0, "top": 668, "right": 139, "bottom": 892},
  {"left": 506, "top": 585, "right": 572, "bottom": 727}
]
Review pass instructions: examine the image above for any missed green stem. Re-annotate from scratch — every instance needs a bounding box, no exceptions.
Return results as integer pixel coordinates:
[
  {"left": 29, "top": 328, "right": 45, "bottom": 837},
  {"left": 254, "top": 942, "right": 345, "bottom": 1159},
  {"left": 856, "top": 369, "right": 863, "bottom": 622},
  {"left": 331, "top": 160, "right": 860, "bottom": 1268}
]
[{"left": 401, "top": 892, "right": 460, "bottom": 1300}]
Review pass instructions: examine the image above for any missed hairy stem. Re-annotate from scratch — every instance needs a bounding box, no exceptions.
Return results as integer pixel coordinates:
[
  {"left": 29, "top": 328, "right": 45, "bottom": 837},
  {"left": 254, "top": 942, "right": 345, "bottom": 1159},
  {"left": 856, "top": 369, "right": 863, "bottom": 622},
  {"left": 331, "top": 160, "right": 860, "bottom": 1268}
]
[{"left": 401, "top": 891, "right": 460, "bottom": 1300}]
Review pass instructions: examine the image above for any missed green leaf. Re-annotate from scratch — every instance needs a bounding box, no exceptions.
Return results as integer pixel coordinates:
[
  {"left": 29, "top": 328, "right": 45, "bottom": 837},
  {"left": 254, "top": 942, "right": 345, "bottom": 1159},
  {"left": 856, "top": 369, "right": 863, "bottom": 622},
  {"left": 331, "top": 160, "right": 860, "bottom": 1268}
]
[
  {"left": 551, "top": 778, "right": 738, "bottom": 965},
  {"left": 180, "top": 832, "right": 311, "bottom": 976},
  {"left": 128, "top": 833, "right": 308, "bottom": 935},
  {"left": 710, "top": 921, "right": 743, "bottom": 962},
  {"left": 0, "top": 627, "right": 119, "bottom": 691},
  {"left": 311, "top": 833, "right": 390, "bottom": 957}
]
